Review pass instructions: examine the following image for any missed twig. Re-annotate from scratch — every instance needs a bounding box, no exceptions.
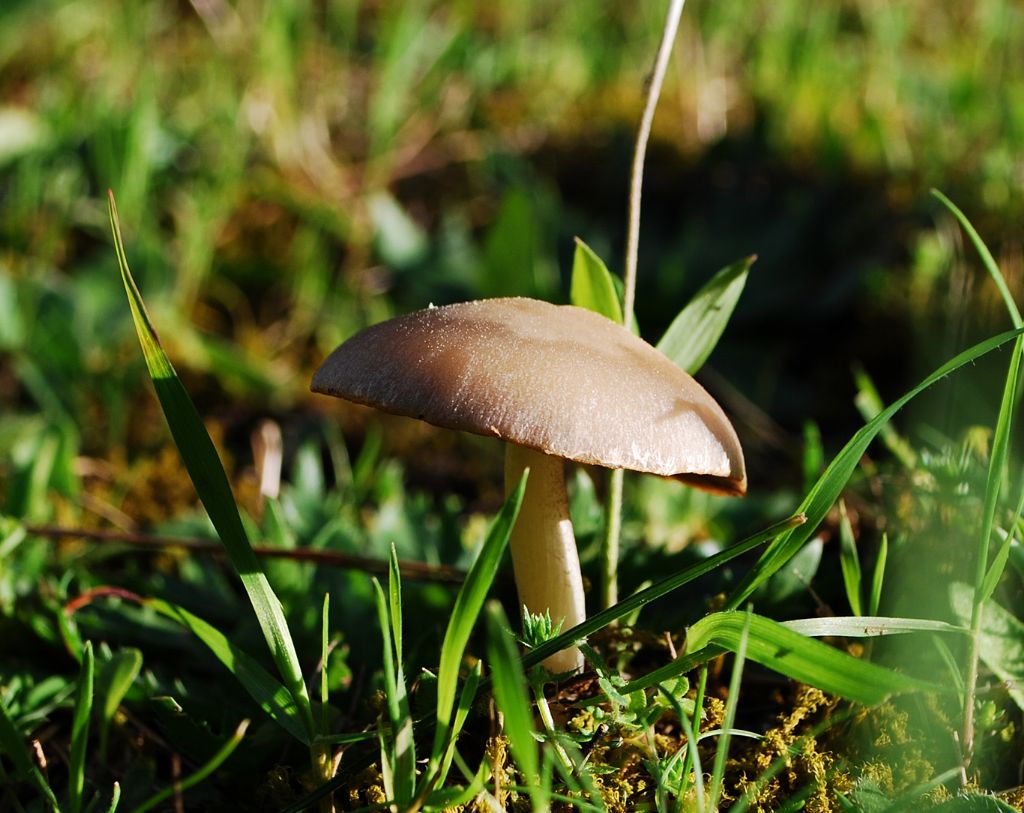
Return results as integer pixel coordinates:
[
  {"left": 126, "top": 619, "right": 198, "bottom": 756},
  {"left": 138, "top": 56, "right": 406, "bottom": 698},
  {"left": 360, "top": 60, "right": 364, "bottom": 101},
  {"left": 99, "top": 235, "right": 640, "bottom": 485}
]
[
  {"left": 602, "top": 0, "right": 687, "bottom": 610},
  {"left": 27, "top": 524, "right": 466, "bottom": 585}
]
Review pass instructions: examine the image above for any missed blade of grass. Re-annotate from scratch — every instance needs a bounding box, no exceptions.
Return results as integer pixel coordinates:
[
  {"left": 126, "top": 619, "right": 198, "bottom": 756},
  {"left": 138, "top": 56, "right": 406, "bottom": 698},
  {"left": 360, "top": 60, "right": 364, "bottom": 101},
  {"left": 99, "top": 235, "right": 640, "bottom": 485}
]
[
  {"left": 95, "top": 647, "right": 142, "bottom": 760},
  {"left": 707, "top": 610, "right": 750, "bottom": 811},
  {"left": 656, "top": 255, "right": 753, "bottom": 375},
  {"left": 933, "top": 190, "right": 1023, "bottom": 761},
  {"left": 320, "top": 593, "right": 329, "bottom": 731},
  {"left": 371, "top": 575, "right": 413, "bottom": 805},
  {"left": 429, "top": 472, "right": 527, "bottom": 778},
  {"left": 983, "top": 468, "right": 1024, "bottom": 603},
  {"left": 726, "top": 326, "right": 1024, "bottom": 610},
  {"left": 0, "top": 695, "right": 62, "bottom": 811},
  {"left": 623, "top": 611, "right": 940, "bottom": 702},
  {"left": 781, "top": 616, "right": 962, "bottom": 637},
  {"left": 932, "top": 190, "right": 1022, "bottom": 326},
  {"left": 108, "top": 192, "right": 315, "bottom": 742},
  {"left": 853, "top": 365, "right": 917, "bottom": 468},
  {"left": 437, "top": 661, "right": 482, "bottom": 784},
  {"left": 68, "top": 640, "right": 94, "bottom": 813},
  {"left": 486, "top": 602, "right": 547, "bottom": 813},
  {"left": 128, "top": 719, "right": 249, "bottom": 813},
  {"left": 838, "top": 501, "right": 863, "bottom": 616},
  {"left": 950, "top": 583, "right": 1024, "bottom": 712},
  {"left": 868, "top": 534, "right": 888, "bottom": 617},
  {"left": 148, "top": 598, "right": 309, "bottom": 744},
  {"left": 104, "top": 782, "right": 121, "bottom": 813},
  {"left": 662, "top": 683, "right": 704, "bottom": 813}
]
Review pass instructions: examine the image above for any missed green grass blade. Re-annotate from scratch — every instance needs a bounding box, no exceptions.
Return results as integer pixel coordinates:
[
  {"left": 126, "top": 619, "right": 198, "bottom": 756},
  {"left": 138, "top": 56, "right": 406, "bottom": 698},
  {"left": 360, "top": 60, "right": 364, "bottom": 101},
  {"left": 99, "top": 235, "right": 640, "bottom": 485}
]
[
  {"left": 982, "top": 471, "right": 1024, "bottom": 603},
  {"left": 853, "top": 366, "right": 918, "bottom": 469},
  {"left": 708, "top": 611, "right": 750, "bottom": 811},
  {"left": 726, "top": 326, "right": 1024, "bottom": 610},
  {"left": 570, "top": 237, "right": 623, "bottom": 324},
  {"left": 108, "top": 192, "right": 315, "bottom": 740},
  {"left": 438, "top": 660, "right": 482, "bottom": 788},
  {"left": 687, "top": 612, "right": 938, "bottom": 704},
  {"left": 431, "top": 472, "right": 527, "bottom": 771},
  {"left": 973, "top": 336, "right": 1022, "bottom": 601},
  {"left": 659, "top": 682, "right": 704, "bottom": 812},
  {"left": 320, "top": 593, "right": 329, "bottom": 727},
  {"left": 838, "top": 501, "right": 863, "bottom": 616},
  {"left": 104, "top": 782, "right": 121, "bottom": 813},
  {"left": 950, "top": 584, "right": 1024, "bottom": 712},
  {"left": 934, "top": 190, "right": 1024, "bottom": 757},
  {"left": 388, "top": 545, "right": 403, "bottom": 665},
  {"left": 624, "top": 612, "right": 939, "bottom": 702},
  {"left": 128, "top": 719, "right": 249, "bottom": 813},
  {"left": 781, "top": 616, "right": 962, "bottom": 637},
  {"left": 521, "top": 514, "right": 804, "bottom": 670},
  {"left": 657, "top": 255, "right": 752, "bottom": 374},
  {"left": 68, "top": 640, "right": 94, "bottom": 813},
  {"left": 486, "top": 601, "right": 547, "bottom": 813},
  {"left": 932, "top": 190, "right": 1022, "bottom": 328},
  {"left": 96, "top": 648, "right": 142, "bottom": 759},
  {"left": 0, "top": 695, "right": 62, "bottom": 811},
  {"left": 802, "top": 421, "right": 824, "bottom": 495},
  {"left": 148, "top": 598, "right": 309, "bottom": 744},
  {"left": 869, "top": 534, "right": 888, "bottom": 617},
  {"left": 371, "top": 576, "right": 413, "bottom": 804}
]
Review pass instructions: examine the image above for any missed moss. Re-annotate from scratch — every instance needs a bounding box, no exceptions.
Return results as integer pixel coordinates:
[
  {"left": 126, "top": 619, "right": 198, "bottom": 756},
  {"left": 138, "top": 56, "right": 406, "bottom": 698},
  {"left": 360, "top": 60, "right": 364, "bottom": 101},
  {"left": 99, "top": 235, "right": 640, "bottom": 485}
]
[{"left": 723, "top": 686, "right": 849, "bottom": 813}]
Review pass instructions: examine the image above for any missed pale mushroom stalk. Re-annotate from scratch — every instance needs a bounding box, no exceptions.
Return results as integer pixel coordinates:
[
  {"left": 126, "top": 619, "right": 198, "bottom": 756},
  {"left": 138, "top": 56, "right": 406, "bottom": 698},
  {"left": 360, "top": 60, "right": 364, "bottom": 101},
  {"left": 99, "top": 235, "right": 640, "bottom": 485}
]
[{"left": 504, "top": 445, "right": 586, "bottom": 673}]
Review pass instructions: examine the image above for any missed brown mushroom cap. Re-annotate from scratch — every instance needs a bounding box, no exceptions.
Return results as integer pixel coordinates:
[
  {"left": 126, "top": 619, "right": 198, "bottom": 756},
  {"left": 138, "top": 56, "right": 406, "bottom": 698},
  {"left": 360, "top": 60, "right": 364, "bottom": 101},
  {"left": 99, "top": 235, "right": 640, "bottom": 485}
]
[{"left": 312, "top": 297, "right": 746, "bottom": 495}]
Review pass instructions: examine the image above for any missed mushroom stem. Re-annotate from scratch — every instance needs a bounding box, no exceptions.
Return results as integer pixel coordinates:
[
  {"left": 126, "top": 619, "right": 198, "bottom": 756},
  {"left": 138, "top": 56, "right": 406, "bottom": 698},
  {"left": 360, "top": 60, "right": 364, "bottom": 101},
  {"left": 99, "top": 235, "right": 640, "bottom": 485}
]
[{"left": 504, "top": 444, "right": 586, "bottom": 673}]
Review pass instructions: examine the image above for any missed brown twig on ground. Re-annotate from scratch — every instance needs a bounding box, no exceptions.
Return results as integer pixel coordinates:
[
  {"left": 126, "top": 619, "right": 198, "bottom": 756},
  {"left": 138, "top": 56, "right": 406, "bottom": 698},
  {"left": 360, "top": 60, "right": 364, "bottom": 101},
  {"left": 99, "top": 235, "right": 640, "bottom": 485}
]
[{"left": 27, "top": 525, "right": 466, "bottom": 585}]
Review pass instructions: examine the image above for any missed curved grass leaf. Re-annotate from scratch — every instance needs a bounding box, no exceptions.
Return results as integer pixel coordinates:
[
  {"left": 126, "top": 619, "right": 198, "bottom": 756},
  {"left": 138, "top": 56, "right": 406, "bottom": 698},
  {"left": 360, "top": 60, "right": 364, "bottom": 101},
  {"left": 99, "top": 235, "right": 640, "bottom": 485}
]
[
  {"left": 726, "top": 325, "right": 1024, "bottom": 610},
  {"left": 688, "top": 613, "right": 939, "bottom": 703},
  {"left": 657, "top": 255, "right": 753, "bottom": 374},
  {"left": 570, "top": 238, "right": 623, "bottom": 324},
  {"left": 148, "top": 598, "right": 309, "bottom": 744},
  {"left": 108, "top": 192, "right": 314, "bottom": 741},
  {"left": 932, "top": 190, "right": 1021, "bottom": 328},
  {"left": 625, "top": 611, "right": 940, "bottom": 703}
]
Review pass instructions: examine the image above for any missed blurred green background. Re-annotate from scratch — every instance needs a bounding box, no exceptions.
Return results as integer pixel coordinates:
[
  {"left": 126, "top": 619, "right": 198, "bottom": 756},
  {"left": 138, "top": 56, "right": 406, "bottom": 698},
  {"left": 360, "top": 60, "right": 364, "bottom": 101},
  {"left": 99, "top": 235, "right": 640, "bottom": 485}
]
[{"left": 4, "top": 0, "right": 1022, "bottom": 460}]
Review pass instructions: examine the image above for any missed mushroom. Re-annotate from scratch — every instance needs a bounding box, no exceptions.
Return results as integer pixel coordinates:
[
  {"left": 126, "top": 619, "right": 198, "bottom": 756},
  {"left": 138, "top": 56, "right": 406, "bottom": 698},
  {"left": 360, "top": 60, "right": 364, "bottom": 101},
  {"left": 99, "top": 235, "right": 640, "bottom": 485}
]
[{"left": 311, "top": 297, "right": 745, "bottom": 673}]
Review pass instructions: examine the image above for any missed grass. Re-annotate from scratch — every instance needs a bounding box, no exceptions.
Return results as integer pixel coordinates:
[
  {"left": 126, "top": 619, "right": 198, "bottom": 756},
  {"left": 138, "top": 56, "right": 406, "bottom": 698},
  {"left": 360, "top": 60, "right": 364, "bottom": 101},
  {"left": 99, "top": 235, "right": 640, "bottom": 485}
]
[{"left": 3, "top": 1, "right": 1024, "bottom": 811}]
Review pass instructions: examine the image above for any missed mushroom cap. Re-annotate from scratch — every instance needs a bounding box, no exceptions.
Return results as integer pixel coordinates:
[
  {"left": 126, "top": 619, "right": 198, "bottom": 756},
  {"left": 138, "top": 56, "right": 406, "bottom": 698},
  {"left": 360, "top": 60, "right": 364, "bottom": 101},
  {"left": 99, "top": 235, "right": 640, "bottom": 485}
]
[{"left": 312, "top": 298, "right": 746, "bottom": 495}]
